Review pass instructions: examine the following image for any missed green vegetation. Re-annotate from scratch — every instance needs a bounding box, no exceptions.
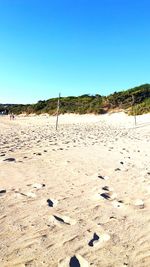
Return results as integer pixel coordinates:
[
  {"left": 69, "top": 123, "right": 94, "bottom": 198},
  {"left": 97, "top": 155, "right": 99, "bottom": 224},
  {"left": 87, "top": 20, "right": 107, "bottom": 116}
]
[
  {"left": 0, "top": 84, "right": 150, "bottom": 115},
  {"left": 108, "top": 84, "right": 150, "bottom": 109},
  {"left": 129, "top": 98, "right": 150, "bottom": 115}
]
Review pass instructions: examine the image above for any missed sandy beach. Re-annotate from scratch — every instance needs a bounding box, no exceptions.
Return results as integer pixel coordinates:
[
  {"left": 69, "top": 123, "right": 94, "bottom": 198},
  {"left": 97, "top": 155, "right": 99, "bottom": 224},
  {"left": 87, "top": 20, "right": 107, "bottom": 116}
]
[{"left": 0, "top": 112, "right": 150, "bottom": 267}]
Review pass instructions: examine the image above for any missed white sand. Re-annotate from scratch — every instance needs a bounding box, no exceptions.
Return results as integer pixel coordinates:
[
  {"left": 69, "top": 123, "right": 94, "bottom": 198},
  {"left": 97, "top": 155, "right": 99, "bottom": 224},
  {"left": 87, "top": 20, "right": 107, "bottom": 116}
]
[{"left": 0, "top": 112, "right": 150, "bottom": 267}]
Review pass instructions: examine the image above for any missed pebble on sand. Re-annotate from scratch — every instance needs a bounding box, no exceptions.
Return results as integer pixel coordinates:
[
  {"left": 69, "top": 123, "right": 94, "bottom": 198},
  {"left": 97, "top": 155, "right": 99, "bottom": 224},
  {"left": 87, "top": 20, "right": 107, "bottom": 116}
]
[{"left": 134, "top": 199, "right": 144, "bottom": 209}]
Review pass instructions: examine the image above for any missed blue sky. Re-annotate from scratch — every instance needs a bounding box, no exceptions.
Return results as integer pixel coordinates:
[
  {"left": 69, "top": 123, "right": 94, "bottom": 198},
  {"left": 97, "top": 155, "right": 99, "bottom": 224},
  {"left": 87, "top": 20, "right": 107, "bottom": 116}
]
[{"left": 0, "top": 0, "right": 150, "bottom": 103}]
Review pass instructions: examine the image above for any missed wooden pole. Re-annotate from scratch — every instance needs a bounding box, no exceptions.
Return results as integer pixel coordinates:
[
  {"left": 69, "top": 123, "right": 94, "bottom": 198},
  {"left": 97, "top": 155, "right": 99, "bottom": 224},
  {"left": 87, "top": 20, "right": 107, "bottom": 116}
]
[
  {"left": 56, "top": 93, "right": 61, "bottom": 130},
  {"left": 132, "top": 95, "right": 136, "bottom": 126}
]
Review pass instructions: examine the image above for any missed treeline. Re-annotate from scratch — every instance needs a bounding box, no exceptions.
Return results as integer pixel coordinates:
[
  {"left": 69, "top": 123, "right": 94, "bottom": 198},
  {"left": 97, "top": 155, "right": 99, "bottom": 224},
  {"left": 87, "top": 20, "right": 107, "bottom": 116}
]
[
  {"left": 107, "top": 84, "right": 150, "bottom": 115},
  {"left": 0, "top": 84, "right": 150, "bottom": 115}
]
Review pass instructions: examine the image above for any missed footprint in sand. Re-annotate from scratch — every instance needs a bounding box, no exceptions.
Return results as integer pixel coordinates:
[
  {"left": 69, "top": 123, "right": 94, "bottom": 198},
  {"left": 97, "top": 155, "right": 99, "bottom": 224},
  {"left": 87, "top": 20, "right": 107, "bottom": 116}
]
[
  {"left": 88, "top": 233, "right": 99, "bottom": 247},
  {"left": 23, "top": 192, "right": 36, "bottom": 198},
  {"left": 112, "top": 200, "right": 124, "bottom": 208},
  {"left": 32, "top": 183, "right": 46, "bottom": 189},
  {"left": 0, "top": 153, "right": 5, "bottom": 157},
  {"left": 0, "top": 189, "right": 6, "bottom": 196},
  {"left": 115, "top": 168, "right": 121, "bottom": 171},
  {"left": 88, "top": 232, "right": 110, "bottom": 248},
  {"left": 49, "top": 214, "right": 76, "bottom": 226},
  {"left": 93, "top": 187, "right": 121, "bottom": 206},
  {"left": 3, "top": 157, "right": 16, "bottom": 162},
  {"left": 100, "top": 191, "right": 117, "bottom": 200},
  {"left": 102, "top": 186, "right": 109, "bottom": 191},
  {"left": 58, "top": 254, "right": 89, "bottom": 267},
  {"left": 15, "top": 191, "right": 36, "bottom": 198},
  {"left": 69, "top": 255, "right": 89, "bottom": 267},
  {"left": 47, "top": 198, "right": 58, "bottom": 207},
  {"left": 98, "top": 175, "right": 110, "bottom": 180},
  {"left": 100, "top": 192, "right": 111, "bottom": 200}
]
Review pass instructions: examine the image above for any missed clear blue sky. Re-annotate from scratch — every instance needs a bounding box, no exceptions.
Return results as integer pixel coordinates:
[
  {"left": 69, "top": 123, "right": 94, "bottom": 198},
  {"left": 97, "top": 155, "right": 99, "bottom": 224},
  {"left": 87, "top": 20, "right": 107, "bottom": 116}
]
[{"left": 0, "top": 0, "right": 150, "bottom": 103}]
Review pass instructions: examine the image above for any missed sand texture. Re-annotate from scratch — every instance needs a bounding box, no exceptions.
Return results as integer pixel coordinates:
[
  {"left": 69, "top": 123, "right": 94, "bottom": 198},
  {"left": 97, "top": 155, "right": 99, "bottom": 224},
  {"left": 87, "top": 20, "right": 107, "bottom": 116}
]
[{"left": 0, "top": 112, "right": 150, "bottom": 267}]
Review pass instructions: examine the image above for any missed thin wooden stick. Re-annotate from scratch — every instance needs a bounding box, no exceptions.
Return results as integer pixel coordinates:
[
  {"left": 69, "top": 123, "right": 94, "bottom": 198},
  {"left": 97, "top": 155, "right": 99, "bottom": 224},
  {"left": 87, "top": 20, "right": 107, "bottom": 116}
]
[
  {"left": 132, "top": 95, "right": 136, "bottom": 126},
  {"left": 56, "top": 93, "right": 61, "bottom": 130}
]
